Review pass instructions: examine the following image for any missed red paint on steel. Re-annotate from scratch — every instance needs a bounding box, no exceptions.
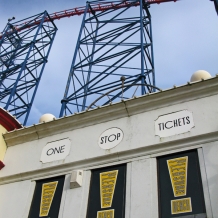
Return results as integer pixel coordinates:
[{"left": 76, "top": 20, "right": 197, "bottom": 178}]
[
  {"left": 49, "top": 0, "right": 176, "bottom": 21},
  {"left": 0, "top": 0, "right": 177, "bottom": 39},
  {"left": 0, "top": 161, "right": 5, "bottom": 170},
  {"left": 0, "top": 108, "right": 22, "bottom": 131}
]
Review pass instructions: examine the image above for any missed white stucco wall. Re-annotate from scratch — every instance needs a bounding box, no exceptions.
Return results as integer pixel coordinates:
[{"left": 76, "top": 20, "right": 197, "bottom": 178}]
[
  {"left": 60, "top": 171, "right": 91, "bottom": 218},
  {"left": 0, "top": 78, "right": 218, "bottom": 218},
  {"left": 202, "top": 142, "right": 218, "bottom": 218},
  {"left": 125, "top": 158, "right": 158, "bottom": 218},
  {"left": 1, "top": 94, "right": 218, "bottom": 178},
  {"left": 0, "top": 180, "right": 35, "bottom": 218}
]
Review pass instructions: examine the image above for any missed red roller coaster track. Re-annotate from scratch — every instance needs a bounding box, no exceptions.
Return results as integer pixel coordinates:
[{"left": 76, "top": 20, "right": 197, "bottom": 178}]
[
  {"left": 48, "top": 0, "right": 176, "bottom": 21},
  {"left": 0, "top": 0, "right": 177, "bottom": 38}
]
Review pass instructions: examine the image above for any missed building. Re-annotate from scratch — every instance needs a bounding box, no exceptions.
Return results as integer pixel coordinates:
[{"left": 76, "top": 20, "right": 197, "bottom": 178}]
[{"left": 0, "top": 73, "right": 218, "bottom": 218}]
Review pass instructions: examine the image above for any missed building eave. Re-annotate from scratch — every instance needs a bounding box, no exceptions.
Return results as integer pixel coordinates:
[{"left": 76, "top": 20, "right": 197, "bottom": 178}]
[{"left": 3, "top": 76, "right": 218, "bottom": 147}]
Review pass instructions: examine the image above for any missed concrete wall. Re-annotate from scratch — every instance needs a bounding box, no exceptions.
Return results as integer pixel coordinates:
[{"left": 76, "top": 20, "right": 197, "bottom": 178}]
[
  {"left": 202, "top": 142, "right": 218, "bottom": 218},
  {"left": 0, "top": 180, "right": 35, "bottom": 218},
  {"left": 0, "top": 79, "right": 218, "bottom": 217},
  {"left": 1, "top": 94, "right": 218, "bottom": 178},
  {"left": 1, "top": 152, "right": 215, "bottom": 218},
  {"left": 125, "top": 158, "right": 158, "bottom": 218},
  {"left": 60, "top": 171, "right": 91, "bottom": 218}
]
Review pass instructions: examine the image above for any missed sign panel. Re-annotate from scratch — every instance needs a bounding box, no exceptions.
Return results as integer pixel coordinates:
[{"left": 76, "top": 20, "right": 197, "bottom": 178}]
[
  {"left": 97, "top": 209, "right": 114, "bottom": 218},
  {"left": 87, "top": 164, "right": 126, "bottom": 218},
  {"left": 98, "top": 128, "right": 123, "bottom": 149},
  {"left": 171, "top": 197, "right": 192, "bottom": 214},
  {"left": 39, "top": 181, "right": 58, "bottom": 217},
  {"left": 28, "top": 176, "right": 65, "bottom": 218},
  {"left": 155, "top": 110, "right": 194, "bottom": 137},
  {"left": 100, "top": 170, "right": 118, "bottom": 208},
  {"left": 40, "top": 138, "right": 71, "bottom": 163},
  {"left": 157, "top": 150, "right": 206, "bottom": 218},
  {"left": 167, "top": 156, "right": 188, "bottom": 197}
]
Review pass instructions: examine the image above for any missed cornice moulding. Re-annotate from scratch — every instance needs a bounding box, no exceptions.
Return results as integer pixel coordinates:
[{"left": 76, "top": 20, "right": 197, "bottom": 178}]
[
  {"left": 3, "top": 77, "right": 218, "bottom": 147},
  {"left": 0, "top": 130, "right": 218, "bottom": 185}
]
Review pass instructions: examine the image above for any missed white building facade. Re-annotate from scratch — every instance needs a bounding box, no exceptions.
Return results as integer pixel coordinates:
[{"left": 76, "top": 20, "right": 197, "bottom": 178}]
[{"left": 1, "top": 76, "right": 218, "bottom": 218}]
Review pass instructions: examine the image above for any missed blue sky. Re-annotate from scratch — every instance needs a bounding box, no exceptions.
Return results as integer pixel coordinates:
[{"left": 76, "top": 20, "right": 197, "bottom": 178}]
[{"left": 0, "top": 0, "right": 218, "bottom": 125}]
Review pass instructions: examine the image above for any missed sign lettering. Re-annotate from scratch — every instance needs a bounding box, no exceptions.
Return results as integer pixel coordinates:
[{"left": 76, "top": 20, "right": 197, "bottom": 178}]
[
  {"left": 167, "top": 156, "right": 188, "bottom": 197},
  {"left": 98, "top": 128, "right": 123, "bottom": 149},
  {"left": 40, "top": 139, "right": 71, "bottom": 163},
  {"left": 155, "top": 110, "right": 194, "bottom": 137},
  {"left": 100, "top": 170, "right": 118, "bottom": 208},
  {"left": 97, "top": 209, "right": 114, "bottom": 218},
  {"left": 39, "top": 181, "right": 58, "bottom": 217},
  {"left": 171, "top": 198, "right": 192, "bottom": 214},
  {"left": 46, "top": 145, "right": 65, "bottom": 156}
]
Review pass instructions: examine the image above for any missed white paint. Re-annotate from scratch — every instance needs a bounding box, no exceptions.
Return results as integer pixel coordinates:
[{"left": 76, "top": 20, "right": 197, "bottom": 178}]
[
  {"left": 127, "top": 158, "right": 158, "bottom": 218},
  {"left": 98, "top": 127, "right": 123, "bottom": 149},
  {"left": 197, "top": 148, "right": 213, "bottom": 218},
  {"left": 22, "top": 181, "right": 36, "bottom": 218},
  {"left": 70, "top": 170, "right": 83, "bottom": 188},
  {"left": 0, "top": 180, "right": 33, "bottom": 218},
  {"left": 40, "top": 138, "right": 71, "bottom": 163},
  {"left": 61, "top": 171, "right": 91, "bottom": 218},
  {"left": 1, "top": 80, "right": 218, "bottom": 217},
  {"left": 155, "top": 110, "right": 194, "bottom": 138},
  {"left": 202, "top": 142, "right": 218, "bottom": 218},
  {"left": 2, "top": 94, "right": 218, "bottom": 180}
]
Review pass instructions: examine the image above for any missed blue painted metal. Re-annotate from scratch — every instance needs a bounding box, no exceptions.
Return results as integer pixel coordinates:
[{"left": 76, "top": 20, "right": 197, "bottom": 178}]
[
  {"left": 60, "top": 0, "right": 155, "bottom": 117},
  {"left": 0, "top": 11, "right": 57, "bottom": 125},
  {"left": 60, "top": 4, "right": 89, "bottom": 114},
  {"left": 211, "top": 0, "right": 218, "bottom": 15},
  {"left": 139, "top": 0, "right": 145, "bottom": 95}
]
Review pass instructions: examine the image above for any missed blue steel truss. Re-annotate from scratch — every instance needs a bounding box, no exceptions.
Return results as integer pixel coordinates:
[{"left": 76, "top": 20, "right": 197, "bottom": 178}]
[
  {"left": 60, "top": 0, "right": 155, "bottom": 117},
  {"left": 0, "top": 11, "right": 57, "bottom": 125}
]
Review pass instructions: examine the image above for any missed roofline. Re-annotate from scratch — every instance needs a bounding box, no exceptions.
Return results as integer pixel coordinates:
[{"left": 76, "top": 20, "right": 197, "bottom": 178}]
[{"left": 3, "top": 75, "right": 218, "bottom": 146}]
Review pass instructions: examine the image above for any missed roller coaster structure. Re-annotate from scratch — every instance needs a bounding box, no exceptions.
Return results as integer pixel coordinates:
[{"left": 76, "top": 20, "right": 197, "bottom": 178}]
[
  {"left": 60, "top": 0, "right": 157, "bottom": 116},
  {"left": 0, "top": 12, "right": 57, "bottom": 125},
  {"left": 0, "top": 0, "right": 184, "bottom": 124}
]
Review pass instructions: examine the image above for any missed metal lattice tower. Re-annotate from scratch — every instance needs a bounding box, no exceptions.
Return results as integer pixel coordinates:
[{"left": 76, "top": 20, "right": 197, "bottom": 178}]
[
  {"left": 60, "top": 0, "right": 155, "bottom": 116},
  {"left": 0, "top": 11, "right": 57, "bottom": 125}
]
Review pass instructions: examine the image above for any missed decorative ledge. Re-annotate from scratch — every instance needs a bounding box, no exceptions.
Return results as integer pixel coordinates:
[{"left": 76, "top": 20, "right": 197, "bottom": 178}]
[
  {"left": 3, "top": 76, "right": 218, "bottom": 147},
  {"left": 0, "top": 130, "right": 218, "bottom": 185}
]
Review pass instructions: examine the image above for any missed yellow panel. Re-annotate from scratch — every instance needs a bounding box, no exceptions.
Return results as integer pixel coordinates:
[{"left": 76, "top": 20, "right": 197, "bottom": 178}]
[
  {"left": 100, "top": 170, "right": 118, "bottom": 208},
  {"left": 97, "top": 209, "right": 114, "bottom": 218},
  {"left": 0, "top": 125, "right": 7, "bottom": 161},
  {"left": 171, "top": 197, "right": 192, "bottom": 214},
  {"left": 39, "top": 181, "right": 58, "bottom": 217},
  {"left": 167, "top": 156, "right": 188, "bottom": 197}
]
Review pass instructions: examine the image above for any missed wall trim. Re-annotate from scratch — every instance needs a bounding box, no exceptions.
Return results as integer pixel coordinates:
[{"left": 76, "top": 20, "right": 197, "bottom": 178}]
[
  {"left": 1, "top": 130, "right": 218, "bottom": 185},
  {"left": 3, "top": 76, "right": 218, "bottom": 147}
]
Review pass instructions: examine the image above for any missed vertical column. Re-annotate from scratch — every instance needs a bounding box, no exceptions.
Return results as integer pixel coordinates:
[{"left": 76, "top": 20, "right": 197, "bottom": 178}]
[
  {"left": 126, "top": 158, "right": 158, "bottom": 218},
  {"left": 60, "top": 171, "right": 91, "bottom": 218},
  {"left": 202, "top": 142, "right": 218, "bottom": 217}
]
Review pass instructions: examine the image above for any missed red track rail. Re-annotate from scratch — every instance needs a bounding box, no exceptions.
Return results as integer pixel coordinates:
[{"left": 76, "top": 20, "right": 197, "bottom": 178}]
[
  {"left": 49, "top": 0, "right": 176, "bottom": 21},
  {"left": 0, "top": 0, "right": 177, "bottom": 39}
]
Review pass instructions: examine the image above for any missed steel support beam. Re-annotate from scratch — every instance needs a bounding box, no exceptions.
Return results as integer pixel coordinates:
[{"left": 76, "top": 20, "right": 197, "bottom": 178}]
[
  {"left": 0, "top": 11, "right": 57, "bottom": 125},
  {"left": 60, "top": 0, "right": 155, "bottom": 117}
]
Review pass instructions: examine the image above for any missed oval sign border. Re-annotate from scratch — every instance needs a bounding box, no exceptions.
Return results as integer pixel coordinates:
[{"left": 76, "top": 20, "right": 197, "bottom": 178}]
[{"left": 98, "top": 127, "right": 124, "bottom": 150}]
